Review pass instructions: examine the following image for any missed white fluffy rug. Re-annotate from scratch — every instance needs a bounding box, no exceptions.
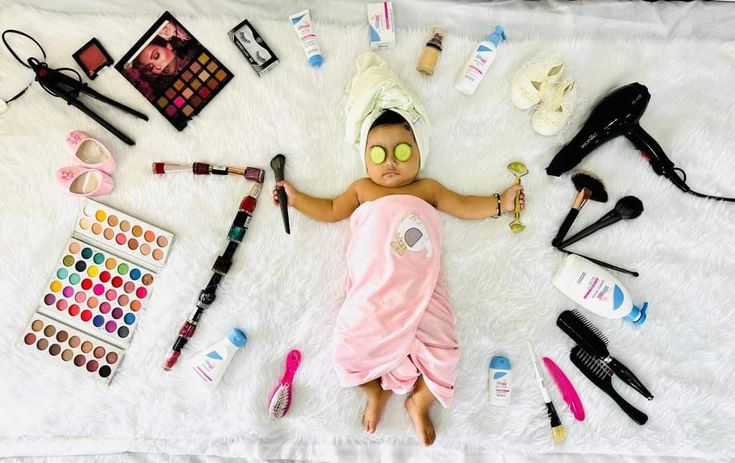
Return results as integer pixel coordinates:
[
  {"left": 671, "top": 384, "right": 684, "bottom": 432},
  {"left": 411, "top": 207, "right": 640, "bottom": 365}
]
[{"left": 1, "top": 3, "right": 734, "bottom": 462}]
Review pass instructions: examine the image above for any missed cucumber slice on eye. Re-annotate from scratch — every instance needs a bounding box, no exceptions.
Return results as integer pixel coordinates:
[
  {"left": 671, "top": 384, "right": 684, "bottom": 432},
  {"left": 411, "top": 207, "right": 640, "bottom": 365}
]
[
  {"left": 369, "top": 146, "right": 386, "bottom": 164},
  {"left": 394, "top": 143, "right": 412, "bottom": 162}
]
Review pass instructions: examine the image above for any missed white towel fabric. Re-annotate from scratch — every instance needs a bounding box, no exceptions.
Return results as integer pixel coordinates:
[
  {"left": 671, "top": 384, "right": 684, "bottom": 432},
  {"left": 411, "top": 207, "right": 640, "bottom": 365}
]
[{"left": 344, "top": 52, "right": 430, "bottom": 171}]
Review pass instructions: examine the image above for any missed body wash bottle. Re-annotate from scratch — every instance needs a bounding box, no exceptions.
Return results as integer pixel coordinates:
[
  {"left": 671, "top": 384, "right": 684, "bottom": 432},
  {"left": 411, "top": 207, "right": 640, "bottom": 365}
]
[
  {"left": 488, "top": 355, "right": 512, "bottom": 406},
  {"left": 553, "top": 254, "right": 648, "bottom": 325},
  {"left": 188, "top": 328, "right": 247, "bottom": 389},
  {"left": 455, "top": 25, "right": 506, "bottom": 95},
  {"left": 417, "top": 28, "right": 444, "bottom": 76}
]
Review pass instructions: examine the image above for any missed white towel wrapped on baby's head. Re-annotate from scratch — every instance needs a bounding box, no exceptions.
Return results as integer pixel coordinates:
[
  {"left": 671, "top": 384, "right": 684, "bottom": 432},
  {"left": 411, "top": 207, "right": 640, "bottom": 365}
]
[{"left": 344, "top": 52, "right": 430, "bottom": 172}]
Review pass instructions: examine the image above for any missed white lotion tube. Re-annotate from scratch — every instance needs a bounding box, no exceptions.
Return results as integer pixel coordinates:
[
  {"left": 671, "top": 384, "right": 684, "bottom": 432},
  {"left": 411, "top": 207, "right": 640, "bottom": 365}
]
[
  {"left": 455, "top": 25, "right": 506, "bottom": 95},
  {"left": 188, "top": 328, "right": 247, "bottom": 389},
  {"left": 289, "top": 9, "right": 324, "bottom": 68},
  {"left": 553, "top": 254, "right": 648, "bottom": 325}
]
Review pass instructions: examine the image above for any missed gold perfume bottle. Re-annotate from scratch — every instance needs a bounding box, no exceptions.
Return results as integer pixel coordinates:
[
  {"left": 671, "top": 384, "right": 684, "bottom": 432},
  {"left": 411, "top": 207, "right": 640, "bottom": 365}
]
[{"left": 417, "top": 28, "right": 444, "bottom": 76}]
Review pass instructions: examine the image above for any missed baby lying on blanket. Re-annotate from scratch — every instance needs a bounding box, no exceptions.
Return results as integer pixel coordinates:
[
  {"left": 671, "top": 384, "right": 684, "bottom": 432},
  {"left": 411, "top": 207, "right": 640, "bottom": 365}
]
[{"left": 271, "top": 53, "right": 525, "bottom": 447}]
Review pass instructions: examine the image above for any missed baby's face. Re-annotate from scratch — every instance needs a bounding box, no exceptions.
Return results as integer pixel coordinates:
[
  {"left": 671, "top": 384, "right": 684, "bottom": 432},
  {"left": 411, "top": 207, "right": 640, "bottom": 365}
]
[{"left": 364, "top": 124, "right": 420, "bottom": 188}]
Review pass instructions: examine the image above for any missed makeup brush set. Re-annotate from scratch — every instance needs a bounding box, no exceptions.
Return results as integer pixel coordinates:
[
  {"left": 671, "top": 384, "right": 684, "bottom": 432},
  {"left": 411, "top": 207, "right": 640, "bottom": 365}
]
[{"left": 551, "top": 171, "right": 644, "bottom": 277}]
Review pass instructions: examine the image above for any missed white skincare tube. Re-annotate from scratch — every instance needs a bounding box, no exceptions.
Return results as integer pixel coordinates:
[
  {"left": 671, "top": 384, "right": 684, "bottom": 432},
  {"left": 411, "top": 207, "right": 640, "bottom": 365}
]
[
  {"left": 289, "top": 9, "right": 324, "bottom": 68},
  {"left": 188, "top": 328, "right": 247, "bottom": 389}
]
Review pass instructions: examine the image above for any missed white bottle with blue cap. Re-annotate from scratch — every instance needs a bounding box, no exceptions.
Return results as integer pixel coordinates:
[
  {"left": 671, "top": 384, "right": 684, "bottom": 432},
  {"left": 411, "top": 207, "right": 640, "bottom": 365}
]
[
  {"left": 488, "top": 355, "right": 512, "bottom": 406},
  {"left": 188, "top": 328, "right": 247, "bottom": 389},
  {"left": 455, "top": 26, "right": 506, "bottom": 95}
]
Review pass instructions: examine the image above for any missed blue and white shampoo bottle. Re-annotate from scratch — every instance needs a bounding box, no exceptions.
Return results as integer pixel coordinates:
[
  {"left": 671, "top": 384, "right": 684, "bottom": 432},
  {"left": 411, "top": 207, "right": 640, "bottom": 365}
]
[
  {"left": 188, "top": 328, "right": 247, "bottom": 389},
  {"left": 488, "top": 355, "right": 512, "bottom": 406},
  {"left": 553, "top": 254, "right": 648, "bottom": 325},
  {"left": 455, "top": 25, "right": 506, "bottom": 95}
]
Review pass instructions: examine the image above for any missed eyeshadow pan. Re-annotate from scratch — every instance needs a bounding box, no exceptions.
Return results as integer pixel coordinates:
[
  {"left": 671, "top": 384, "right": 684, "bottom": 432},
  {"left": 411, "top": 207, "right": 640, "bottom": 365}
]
[
  {"left": 199, "top": 70, "right": 210, "bottom": 81},
  {"left": 165, "top": 105, "right": 177, "bottom": 116},
  {"left": 173, "top": 80, "right": 184, "bottom": 90},
  {"left": 157, "top": 97, "right": 168, "bottom": 108},
  {"left": 191, "top": 95, "right": 202, "bottom": 107},
  {"left": 206, "top": 61, "right": 218, "bottom": 73},
  {"left": 182, "top": 105, "right": 194, "bottom": 117},
  {"left": 182, "top": 70, "right": 194, "bottom": 81},
  {"left": 182, "top": 88, "right": 193, "bottom": 99},
  {"left": 215, "top": 69, "right": 227, "bottom": 81},
  {"left": 199, "top": 87, "right": 211, "bottom": 99},
  {"left": 191, "top": 61, "right": 202, "bottom": 73},
  {"left": 165, "top": 88, "right": 177, "bottom": 99},
  {"left": 107, "top": 215, "right": 118, "bottom": 226},
  {"left": 198, "top": 53, "right": 209, "bottom": 64},
  {"left": 174, "top": 96, "right": 186, "bottom": 108},
  {"left": 120, "top": 220, "right": 130, "bottom": 232},
  {"left": 191, "top": 79, "right": 202, "bottom": 90},
  {"left": 207, "top": 79, "right": 218, "bottom": 90}
]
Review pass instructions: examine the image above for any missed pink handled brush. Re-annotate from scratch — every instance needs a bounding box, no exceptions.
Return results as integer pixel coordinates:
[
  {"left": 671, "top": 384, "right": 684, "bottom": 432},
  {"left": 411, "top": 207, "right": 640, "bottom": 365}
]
[
  {"left": 267, "top": 349, "right": 302, "bottom": 419},
  {"left": 543, "top": 357, "right": 585, "bottom": 421}
]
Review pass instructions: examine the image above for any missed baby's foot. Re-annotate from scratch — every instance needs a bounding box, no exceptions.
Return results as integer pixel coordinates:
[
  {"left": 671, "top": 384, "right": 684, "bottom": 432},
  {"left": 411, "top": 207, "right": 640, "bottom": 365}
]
[
  {"left": 363, "top": 388, "right": 392, "bottom": 433},
  {"left": 405, "top": 395, "right": 436, "bottom": 447}
]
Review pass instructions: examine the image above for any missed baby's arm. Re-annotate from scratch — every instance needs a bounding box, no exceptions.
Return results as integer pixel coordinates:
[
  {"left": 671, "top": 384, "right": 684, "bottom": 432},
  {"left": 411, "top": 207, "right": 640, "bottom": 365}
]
[
  {"left": 272, "top": 180, "right": 361, "bottom": 223},
  {"left": 427, "top": 179, "right": 525, "bottom": 219}
]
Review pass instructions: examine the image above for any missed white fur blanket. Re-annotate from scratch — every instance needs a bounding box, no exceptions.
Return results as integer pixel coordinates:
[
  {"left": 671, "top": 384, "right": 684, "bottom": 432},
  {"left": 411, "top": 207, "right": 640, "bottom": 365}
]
[{"left": 1, "top": 3, "right": 734, "bottom": 462}]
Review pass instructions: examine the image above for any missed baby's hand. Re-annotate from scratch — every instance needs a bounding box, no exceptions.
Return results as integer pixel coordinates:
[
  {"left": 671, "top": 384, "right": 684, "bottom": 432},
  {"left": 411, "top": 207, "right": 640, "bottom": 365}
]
[
  {"left": 272, "top": 180, "right": 297, "bottom": 207},
  {"left": 500, "top": 184, "right": 526, "bottom": 213}
]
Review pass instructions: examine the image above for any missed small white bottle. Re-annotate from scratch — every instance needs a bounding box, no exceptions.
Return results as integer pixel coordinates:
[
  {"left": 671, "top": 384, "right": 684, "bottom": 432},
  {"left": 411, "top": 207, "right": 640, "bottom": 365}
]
[
  {"left": 553, "top": 254, "right": 648, "bottom": 325},
  {"left": 488, "top": 355, "right": 512, "bottom": 406},
  {"left": 188, "top": 328, "right": 247, "bottom": 389},
  {"left": 455, "top": 25, "right": 506, "bottom": 96}
]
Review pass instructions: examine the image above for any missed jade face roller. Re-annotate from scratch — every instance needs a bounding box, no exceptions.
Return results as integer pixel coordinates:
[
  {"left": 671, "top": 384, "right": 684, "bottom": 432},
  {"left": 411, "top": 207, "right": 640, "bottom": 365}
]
[{"left": 507, "top": 161, "right": 528, "bottom": 233}]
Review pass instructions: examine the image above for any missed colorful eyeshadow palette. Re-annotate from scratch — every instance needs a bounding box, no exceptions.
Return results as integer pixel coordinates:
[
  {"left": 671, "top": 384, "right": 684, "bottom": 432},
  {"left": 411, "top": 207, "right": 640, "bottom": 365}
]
[
  {"left": 116, "top": 11, "right": 233, "bottom": 131},
  {"left": 20, "top": 313, "right": 124, "bottom": 384},
  {"left": 22, "top": 200, "right": 174, "bottom": 384},
  {"left": 74, "top": 199, "right": 173, "bottom": 271},
  {"left": 37, "top": 238, "right": 154, "bottom": 348}
]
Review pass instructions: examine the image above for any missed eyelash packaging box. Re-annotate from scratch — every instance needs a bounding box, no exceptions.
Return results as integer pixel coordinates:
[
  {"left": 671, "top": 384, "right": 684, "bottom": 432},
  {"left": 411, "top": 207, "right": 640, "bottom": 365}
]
[{"left": 228, "top": 19, "right": 279, "bottom": 76}]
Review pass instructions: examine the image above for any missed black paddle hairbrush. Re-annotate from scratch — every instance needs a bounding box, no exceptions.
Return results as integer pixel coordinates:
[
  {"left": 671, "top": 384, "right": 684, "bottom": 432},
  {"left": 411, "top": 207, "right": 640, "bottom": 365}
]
[
  {"left": 557, "top": 310, "right": 653, "bottom": 400},
  {"left": 570, "top": 345, "right": 648, "bottom": 425}
]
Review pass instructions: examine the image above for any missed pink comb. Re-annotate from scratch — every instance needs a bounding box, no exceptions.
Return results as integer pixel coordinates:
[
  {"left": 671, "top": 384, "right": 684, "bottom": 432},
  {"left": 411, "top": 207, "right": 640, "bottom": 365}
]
[
  {"left": 542, "top": 357, "right": 585, "bottom": 421},
  {"left": 267, "top": 349, "right": 302, "bottom": 419}
]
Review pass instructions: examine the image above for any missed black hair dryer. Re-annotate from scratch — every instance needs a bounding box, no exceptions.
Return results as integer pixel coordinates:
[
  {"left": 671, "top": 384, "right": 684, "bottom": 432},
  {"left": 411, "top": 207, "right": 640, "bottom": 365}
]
[{"left": 546, "top": 83, "right": 734, "bottom": 202}]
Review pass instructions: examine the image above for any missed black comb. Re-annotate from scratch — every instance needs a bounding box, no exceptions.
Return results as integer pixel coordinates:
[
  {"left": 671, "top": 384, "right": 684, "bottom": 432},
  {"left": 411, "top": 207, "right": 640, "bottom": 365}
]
[
  {"left": 570, "top": 345, "right": 648, "bottom": 425},
  {"left": 558, "top": 310, "right": 653, "bottom": 400}
]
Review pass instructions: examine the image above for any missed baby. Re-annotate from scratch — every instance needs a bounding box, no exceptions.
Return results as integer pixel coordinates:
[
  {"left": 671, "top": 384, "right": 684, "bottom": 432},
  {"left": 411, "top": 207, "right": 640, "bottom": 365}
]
[{"left": 272, "top": 109, "right": 524, "bottom": 446}]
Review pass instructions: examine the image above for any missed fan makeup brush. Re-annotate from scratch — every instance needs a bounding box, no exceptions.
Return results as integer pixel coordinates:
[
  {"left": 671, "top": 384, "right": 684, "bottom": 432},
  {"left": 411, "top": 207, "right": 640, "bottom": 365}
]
[
  {"left": 552, "top": 172, "right": 608, "bottom": 247},
  {"left": 558, "top": 196, "right": 644, "bottom": 249}
]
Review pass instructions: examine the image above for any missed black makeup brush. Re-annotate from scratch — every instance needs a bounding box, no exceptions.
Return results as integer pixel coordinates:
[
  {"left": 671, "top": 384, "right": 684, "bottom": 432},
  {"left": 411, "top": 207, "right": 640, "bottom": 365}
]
[
  {"left": 552, "top": 172, "right": 608, "bottom": 247},
  {"left": 557, "top": 310, "right": 653, "bottom": 399},
  {"left": 558, "top": 196, "right": 643, "bottom": 249},
  {"left": 270, "top": 154, "right": 290, "bottom": 234},
  {"left": 570, "top": 345, "right": 648, "bottom": 425}
]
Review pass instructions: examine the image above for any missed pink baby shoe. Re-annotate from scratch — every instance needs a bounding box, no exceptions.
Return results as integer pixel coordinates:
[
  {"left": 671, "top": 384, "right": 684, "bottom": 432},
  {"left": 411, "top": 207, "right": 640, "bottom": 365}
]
[{"left": 66, "top": 130, "right": 117, "bottom": 173}]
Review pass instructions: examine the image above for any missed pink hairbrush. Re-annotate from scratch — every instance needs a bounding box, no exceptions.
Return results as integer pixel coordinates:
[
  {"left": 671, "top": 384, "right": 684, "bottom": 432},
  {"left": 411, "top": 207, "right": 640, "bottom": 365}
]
[
  {"left": 267, "top": 349, "right": 302, "bottom": 419},
  {"left": 542, "top": 357, "right": 585, "bottom": 421}
]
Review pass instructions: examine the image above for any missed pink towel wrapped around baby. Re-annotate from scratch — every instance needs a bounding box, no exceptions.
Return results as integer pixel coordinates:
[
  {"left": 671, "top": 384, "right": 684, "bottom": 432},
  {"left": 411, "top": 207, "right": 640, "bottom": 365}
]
[{"left": 334, "top": 194, "right": 460, "bottom": 407}]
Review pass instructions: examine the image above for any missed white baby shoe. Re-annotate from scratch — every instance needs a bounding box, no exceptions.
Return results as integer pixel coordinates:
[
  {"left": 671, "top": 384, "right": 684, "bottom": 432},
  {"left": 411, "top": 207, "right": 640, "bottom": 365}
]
[
  {"left": 531, "top": 79, "right": 577, "bottom": 136},
  {"left": 511, "top": 52, "right": 565, "bottom": 110}
]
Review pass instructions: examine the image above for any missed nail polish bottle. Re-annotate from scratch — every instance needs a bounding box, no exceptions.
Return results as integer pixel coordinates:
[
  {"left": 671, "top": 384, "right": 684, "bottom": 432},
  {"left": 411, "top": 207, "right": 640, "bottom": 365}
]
[{"left": 416, "top": 28, "right": 444, "bottom": 76}]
